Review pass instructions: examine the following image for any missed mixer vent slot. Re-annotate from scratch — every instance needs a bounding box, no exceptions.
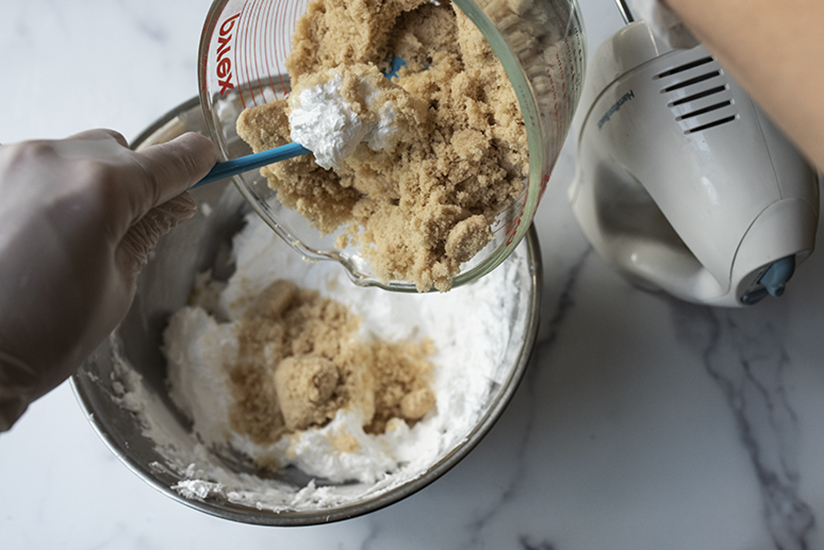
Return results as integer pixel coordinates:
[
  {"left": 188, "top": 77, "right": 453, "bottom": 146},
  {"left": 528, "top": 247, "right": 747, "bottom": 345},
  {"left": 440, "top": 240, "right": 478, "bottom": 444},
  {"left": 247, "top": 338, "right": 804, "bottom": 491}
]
[
  {"left": 670, "top": 85, "right": 728, "bottom": 107},
  {"left": 662, "top": 71, "right": 722, "bottom": 93},
  {"left": 677, "top": 100, "right": 732, "bottom": 121},
  {"left": 655, "top": 57, "right": 714, "bottom": 79},
  {"left": 685, "top": 115, "right": 737, "bottom": 134}
]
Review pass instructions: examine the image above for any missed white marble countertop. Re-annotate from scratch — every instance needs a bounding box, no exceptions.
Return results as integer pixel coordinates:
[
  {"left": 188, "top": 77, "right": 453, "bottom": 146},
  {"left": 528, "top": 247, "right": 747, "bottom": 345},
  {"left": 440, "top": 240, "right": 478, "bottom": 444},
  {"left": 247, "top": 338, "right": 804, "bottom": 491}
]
[{"left": 3, "top": 1, "right": 824, "bottom": 549}]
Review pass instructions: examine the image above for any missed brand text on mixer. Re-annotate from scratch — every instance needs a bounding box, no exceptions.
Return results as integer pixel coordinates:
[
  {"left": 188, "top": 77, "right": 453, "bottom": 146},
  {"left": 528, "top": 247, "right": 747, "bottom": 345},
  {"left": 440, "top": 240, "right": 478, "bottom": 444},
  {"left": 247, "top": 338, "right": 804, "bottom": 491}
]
[{"left": 597, "top": 90, "right": 635, "bottom": 130}]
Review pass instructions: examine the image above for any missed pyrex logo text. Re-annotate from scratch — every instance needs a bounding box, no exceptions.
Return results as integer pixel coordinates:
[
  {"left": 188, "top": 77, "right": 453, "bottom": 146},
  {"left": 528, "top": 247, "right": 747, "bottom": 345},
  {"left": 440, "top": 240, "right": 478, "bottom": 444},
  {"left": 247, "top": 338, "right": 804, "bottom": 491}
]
[{"left": 216, "top": 14, "right": 240, "bottom": 97}]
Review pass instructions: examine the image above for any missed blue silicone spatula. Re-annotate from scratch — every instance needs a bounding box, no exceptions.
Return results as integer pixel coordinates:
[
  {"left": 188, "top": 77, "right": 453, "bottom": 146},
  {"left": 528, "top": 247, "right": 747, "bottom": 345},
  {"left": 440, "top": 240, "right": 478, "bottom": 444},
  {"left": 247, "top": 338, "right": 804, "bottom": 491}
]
[
  {"left": 192, "top": 58, "right": 408, "bottom": 188},
  {"left": 192, "top": 141, "right": 309, "bottom": 188}
]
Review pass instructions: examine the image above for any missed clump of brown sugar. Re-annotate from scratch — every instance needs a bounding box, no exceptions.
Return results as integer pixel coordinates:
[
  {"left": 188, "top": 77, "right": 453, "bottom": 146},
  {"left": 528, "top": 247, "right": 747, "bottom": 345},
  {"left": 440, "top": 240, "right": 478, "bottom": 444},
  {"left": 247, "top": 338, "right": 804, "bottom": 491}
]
[
  {"left": 226, "top": 279, "right": 436, "bottom": 450},
  {"left": 236, "top": 0, "right": 528, "bottom": 291}
]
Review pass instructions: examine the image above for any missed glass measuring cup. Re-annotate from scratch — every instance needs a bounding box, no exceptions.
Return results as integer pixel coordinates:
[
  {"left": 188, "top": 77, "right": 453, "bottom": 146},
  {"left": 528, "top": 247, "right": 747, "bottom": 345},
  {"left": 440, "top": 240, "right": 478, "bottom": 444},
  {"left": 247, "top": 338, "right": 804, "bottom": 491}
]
[{"left": 198, "top": 0, "right": 586, "bottom": 291}]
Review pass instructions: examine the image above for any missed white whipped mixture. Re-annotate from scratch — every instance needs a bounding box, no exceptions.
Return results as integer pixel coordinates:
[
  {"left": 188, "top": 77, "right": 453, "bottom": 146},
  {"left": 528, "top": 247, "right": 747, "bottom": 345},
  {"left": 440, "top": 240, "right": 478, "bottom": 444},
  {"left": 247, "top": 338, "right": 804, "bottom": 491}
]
[
  {"left": 288, "top": 73, "right": 398, "bottom": 170},
  {"left": 109, "top": 211, "right": 530, "bottom": 512}
]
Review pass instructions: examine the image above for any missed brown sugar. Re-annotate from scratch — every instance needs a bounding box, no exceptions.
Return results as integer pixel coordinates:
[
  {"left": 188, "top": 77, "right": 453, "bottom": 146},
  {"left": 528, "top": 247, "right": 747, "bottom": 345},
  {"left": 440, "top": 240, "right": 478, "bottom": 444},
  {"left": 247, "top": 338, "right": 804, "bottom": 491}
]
[
  {"left": 235, "top": 0, "right": 528, "bottom": 291},
  {"left": 225, "top": 279, "right": 436, "bottom": 451}
]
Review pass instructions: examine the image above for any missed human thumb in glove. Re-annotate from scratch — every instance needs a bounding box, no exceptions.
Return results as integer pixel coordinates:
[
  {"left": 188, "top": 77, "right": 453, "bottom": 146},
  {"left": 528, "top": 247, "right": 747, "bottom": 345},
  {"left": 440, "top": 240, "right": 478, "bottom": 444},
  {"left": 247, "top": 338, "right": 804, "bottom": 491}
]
[{"left": 0, "top": 129, "right": 217, "bottom": 431}]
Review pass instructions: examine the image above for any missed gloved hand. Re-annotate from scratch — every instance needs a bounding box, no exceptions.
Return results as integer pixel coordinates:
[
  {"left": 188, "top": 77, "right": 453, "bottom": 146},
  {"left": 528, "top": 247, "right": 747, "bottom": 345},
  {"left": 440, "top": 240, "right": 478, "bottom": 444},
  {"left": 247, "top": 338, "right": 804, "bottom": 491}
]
[
  {"left": 628, "top": 0, "right": 698, "bottom": 49},
  {"left": 0, "top": 129, "right": 217, "bottom": 431}
]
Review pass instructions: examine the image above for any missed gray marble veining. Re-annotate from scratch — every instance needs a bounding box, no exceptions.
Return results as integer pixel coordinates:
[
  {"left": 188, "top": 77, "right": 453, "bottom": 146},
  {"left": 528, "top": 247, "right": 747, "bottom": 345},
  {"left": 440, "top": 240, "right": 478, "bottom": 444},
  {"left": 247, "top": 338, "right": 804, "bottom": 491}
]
[{"left": 672, "top": 301, "right": 815, "bottom": 550}]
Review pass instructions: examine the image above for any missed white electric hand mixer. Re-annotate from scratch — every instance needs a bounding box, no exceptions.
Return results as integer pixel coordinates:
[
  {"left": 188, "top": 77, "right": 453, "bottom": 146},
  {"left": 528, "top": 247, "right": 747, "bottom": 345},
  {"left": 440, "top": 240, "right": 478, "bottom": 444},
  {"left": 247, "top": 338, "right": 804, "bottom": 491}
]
[{"left": 568, "top": 0, "right": 820, "bottom": 306}]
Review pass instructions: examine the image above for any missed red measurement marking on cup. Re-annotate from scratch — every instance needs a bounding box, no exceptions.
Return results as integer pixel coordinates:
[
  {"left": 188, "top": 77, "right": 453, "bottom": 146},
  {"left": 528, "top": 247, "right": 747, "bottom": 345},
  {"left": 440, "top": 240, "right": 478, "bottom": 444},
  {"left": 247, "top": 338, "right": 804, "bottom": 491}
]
[
  {"left": 273, "top": 0, "right": 311, "bottom": 97},
  {"left": 239, "top": 0, "right": 258, "bottom": 107},
  {"left": 539, "top": 171, "right": 551, "bottom": 202},
  {"left": 227, "top": 0, "right": 254, "bottom": 107},
  {"left": 263, "top": 0, "right": 280, "bottom": 98},
  {"left": 225, "top": 0, "right": 310, "bottom": 105},
  {"left": 251, "top": 0, "right": 266, "bottom": 103},
  {"left": 284, "top": 0, "right": 299, "bottom": 66},
  {"left": 268, "top": 0, "right": 289, "bottom": 99},
  {"left": 505, "top": 201, "right": 527, "bottom": 247},
  {"left": 277, "top": 0, "right": 290, "bottom": 92}
]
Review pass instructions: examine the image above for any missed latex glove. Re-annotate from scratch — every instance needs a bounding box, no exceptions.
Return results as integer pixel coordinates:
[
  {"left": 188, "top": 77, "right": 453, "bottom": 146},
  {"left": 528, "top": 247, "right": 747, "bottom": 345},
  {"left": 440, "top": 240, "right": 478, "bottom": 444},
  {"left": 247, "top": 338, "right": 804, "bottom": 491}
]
[
  {"left": 0, "top": 129, "right": 217, "bottom": 431},
  {"left": 628, "top": 0, "right": 699, "bottom": 49}
]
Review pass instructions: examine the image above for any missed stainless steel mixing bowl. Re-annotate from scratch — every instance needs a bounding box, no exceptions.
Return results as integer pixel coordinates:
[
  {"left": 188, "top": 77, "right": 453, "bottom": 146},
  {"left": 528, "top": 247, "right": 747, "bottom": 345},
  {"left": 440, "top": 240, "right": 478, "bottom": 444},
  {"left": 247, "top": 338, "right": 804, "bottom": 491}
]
[{"left": 71, "top": 97, "right": 542, "bottom": 526}]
